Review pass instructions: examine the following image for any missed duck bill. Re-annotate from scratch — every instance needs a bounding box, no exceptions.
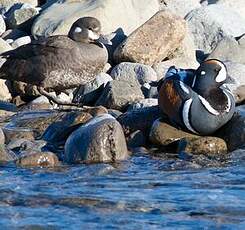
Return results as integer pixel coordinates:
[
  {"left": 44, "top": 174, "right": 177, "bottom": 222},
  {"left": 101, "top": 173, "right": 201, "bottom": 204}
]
[{"left": 97, "top": 34, "right": 112, "bottom": 45}]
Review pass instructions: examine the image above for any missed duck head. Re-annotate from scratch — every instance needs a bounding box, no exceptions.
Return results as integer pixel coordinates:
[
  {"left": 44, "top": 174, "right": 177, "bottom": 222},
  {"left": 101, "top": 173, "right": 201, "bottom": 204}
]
[
  {"left": 192, "top": 59, "right": 234, "bottom": 96},
  {"left": 68, "top": 17, "right": 111, "bottom": 45}
]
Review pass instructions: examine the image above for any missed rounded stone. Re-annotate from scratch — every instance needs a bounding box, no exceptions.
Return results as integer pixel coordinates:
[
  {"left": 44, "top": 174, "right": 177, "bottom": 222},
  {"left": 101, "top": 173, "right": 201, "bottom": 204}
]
[{"left": 64, "top": 114, "right": 128, "bottom": 164}]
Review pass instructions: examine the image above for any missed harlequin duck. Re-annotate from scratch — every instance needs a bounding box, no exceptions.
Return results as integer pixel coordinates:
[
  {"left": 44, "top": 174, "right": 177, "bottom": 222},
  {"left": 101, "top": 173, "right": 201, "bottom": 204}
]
[
  {"left": 0, "top": 17, "right": 111, "bottom": 105},
  {"left": 158, "top": 59, "right": 235, "bottom": 135}
]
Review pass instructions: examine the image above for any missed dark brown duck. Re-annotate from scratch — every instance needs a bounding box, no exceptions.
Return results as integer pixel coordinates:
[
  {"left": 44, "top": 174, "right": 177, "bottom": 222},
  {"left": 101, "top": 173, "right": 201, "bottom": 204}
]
[{"left": 0, "top": 17, "right": 110, "bottom": 92}]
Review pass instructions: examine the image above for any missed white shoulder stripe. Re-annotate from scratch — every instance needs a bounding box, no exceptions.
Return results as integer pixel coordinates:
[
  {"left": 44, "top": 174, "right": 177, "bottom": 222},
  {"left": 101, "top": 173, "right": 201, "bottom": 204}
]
[
  {"left": 179, "top": 81, "right": 190, "bottom": 94},
  {"left": 198, "top": 95, "right": 219, "bottom": 115},
  {"left": 182, "top": 99, "right": 199, "bottom": 134},
  {"left": 222, "top": 88, "right": 232, "bottom": 112},
  {"left": 191, "top": 75, "right": 196, "bottom": 88}
]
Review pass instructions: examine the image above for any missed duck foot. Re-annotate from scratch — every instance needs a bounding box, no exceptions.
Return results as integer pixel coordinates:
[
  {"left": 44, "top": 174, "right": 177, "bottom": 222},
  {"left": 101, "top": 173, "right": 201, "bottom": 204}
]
[{"left": 37, "top": 87, "right": 79, "bottom": 107}]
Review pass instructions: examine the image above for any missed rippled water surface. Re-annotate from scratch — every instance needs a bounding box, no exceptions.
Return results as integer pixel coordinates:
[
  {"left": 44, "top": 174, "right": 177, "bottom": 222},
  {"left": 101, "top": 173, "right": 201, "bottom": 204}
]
[{"left": 0, "top": 152, "right": 245, "bottom": 229}]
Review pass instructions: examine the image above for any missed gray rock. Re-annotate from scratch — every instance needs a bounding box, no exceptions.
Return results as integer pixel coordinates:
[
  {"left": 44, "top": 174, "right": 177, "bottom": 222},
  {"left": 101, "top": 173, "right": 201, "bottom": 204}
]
[
  {"left": 0, "top": 37, "right": 13, "bottom": 54},
  {"left": 127, "top": 99, "right": 158, "bottom": 111},
  {"left": 95, "top": 80, "right": 144, "bottom": 111},
  {"left": 208, "top": 35, "right": 245, "bottom": 64},
  {"left": 159, "top": 0, "right": 201, "bottom": 18},
  {"left": 16, "top": 151, "right": 59, "bottom": 167},
  {"left": 110, "top": 62, "right": 158, "bottom": 85},
  {"left": 178, "top": 136, "right": 228, "bottom": 156},
  {"left": 218, "top": 105, "right": 245, "bottom": 151},
  {"left": 185, "top": 4, "right": 245, "bottom": 54},
  {"left": 0, "top": 1, "right": 38, "bottom": 14},
  {"left": 1, "top": 29, "right": 28, "bottom": 41},
  {"left": 7, "top": 4, "right": 39, "bottom": 30},
  {"left": 0, "top": 14, "right": 6, "bottom": 36},
  {"left": 224, "top": 61, "right": 245, "bottom": 104},
  {"left": 149, "top": 119, "right": 199, "bottom": 146},
  {"left": 11, "top": 35, "right": 31, "bottom": 48},
  {"left": 0, "top": 145, "right": 16, "bottom": 162},
  {"left": 64, "top": 114, "right": 128, "bottom": 164},
  {"left": 0, "top": 128, "right": 5, "bottom": 144},
  {"left": 32, "top": 0, "right": 160, "bottom": 38},
  {"left": 214, "top": 0, "right": 245, "bottom": 20},
  {"left": 73, "top": 73, "right": 112, "bottom": 105},
  {"left": 114, "top": 10, "right": 186, "bottom": 65},
  {"left": 117, "top": 105, "right": 161, "bottom": 137}
]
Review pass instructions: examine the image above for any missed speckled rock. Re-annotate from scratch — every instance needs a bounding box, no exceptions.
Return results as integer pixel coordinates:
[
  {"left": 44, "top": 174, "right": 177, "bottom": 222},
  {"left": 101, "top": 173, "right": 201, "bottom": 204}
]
[
  {"left": 95, "top": 80, "right": 144, "bottom": 111},
  {"left": 178, "top": 136, "right": 228, "bottom": 156},
  {"left": 223, "top": 61, "right": 245, "bottom": 104},
  {"left": 16, "top": 152, "right": 59, "bottom": 167},
  {"left": 0, "top": 37, "right": 13, "bottom": 54},
  {"left": 218, "top": 105, "right": 245, "bottom": 151},
  {"left": 149, "top": 119, "right": 199, "bottom": 146},
  {"left": 208, "top": 35, "right": 245, "bottom": 64},
  {"left": 113, "top": 10, "right": 186, "bottom": 65},
  {"left": 118, "top": 105, "right": 161, "bottom": 137},
  {"left": 110, "top": 62, "right": 158, "bottom": 85},
  {"left": 159, "top": 0, "right": 201, "bottom": 18},
  {"left": 127, "top": 99, "right": 158, "bottom": 111},
  {"left": 64, "top": 114, "right": 128, "bottom": 164},
  {"left": 186, "top": 4, "right": 245, "bottom": 54},
  {"left": 6, "top": 4, "right": 39, "bottom": 30},
  {"left": 11, "top": 35, "right": 31, "bottom": 48},
  {"left": 32, "top": 0, "right": 160, "bottom": 38},
  {"left": 0, "top": 14, "right": 6, "bottom": 36}
]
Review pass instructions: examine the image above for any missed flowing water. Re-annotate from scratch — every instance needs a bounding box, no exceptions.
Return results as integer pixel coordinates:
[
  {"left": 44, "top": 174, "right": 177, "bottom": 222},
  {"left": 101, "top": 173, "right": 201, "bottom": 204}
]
[{"left": 0, "top": 150, "right": 245, "bottom": 229}]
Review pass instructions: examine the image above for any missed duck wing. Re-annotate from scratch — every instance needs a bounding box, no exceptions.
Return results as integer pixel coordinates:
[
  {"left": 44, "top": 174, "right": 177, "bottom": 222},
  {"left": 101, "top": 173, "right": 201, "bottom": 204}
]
[{"left": 0, "top": 36, "right": 79, "bottom": 85}]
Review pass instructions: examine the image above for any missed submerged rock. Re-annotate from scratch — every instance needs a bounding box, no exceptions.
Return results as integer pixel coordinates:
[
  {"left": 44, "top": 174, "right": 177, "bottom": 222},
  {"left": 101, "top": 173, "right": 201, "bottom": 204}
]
[
  {"left": 114, "top": 10, "right": 186, "bottom": 65},
  {"left": 64, "top": 114, "right": 128, "bottom": 164},
  {"left": 149, "top": 119, "right": 199, "bottom": 146}
]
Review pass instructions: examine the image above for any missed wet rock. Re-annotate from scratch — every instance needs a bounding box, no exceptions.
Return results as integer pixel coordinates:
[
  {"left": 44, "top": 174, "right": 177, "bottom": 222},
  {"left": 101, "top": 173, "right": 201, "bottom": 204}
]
[
  {"left": 0, "top": 38, "right": 13, "bottom": 53},
  {"left": 0, "top": 14, "right": 6, "bottom": 36},
  {"left": 11, "top": 35, "right": 32, "bottom": 48},
  {"left": 218, "top": 105, "right": 245, "bottom": 151},
  {"left": 110, "top": 62, "right": 158, "bottom": 85},
  {"left": 0, "top": 144, "right": 17, "bottom": 162},
  {"left": 16, "top": 151, "right": 59, "bottom": 167},
  {"left": 95, "top": 80, "right": 144, "bottom": 111},
  {"left": 117, "top": 105, "right": 161, "bottom": 137},
  {"left": 6, "top": 4, "right": 39, "bottom": 30},
  {"left": 159, "top": 0, "right": 201, "bottom": 18},
  {"left": 73, "top": 73, "right": 112, "bottom": 105},
  {"left": 178, "top": 136, "right": 228, "bottom": 156},
  {"left": 186, "top": 4, "right": 245, "bottom": 54},
  {"left": 208, "top": 35, "right": 245, "bottom": 64},
  {"left": 32, "top": 0, "right": 160, "bottom": 38},
  {"left": 127, "top": 130, "right": 146, "bottom": 149},
  {"left": 223, "top": 61, "right": 245, "bottom": 104},
  {"left": 114, "top": 10, "right": 186, "bottom": 65},
  {"left": 42, "top": 111, "right": 93, "bottom": 147},
  {"left": 64, "top": 114, "right": 128, "bottom": 164},
  {"left": 127, "top": 99, "right": 158, "bottom": 111},
  {"left": 1, "top": 29, "right": 28, "bottom": 41},
  {"left": 149, "top": 119, "right": 199, "bottom": 146}
]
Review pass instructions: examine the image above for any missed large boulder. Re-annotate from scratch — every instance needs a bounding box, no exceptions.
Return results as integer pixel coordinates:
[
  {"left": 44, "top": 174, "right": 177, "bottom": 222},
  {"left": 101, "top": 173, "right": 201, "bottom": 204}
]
[
  {"left": 114, "top": 10, "right": 186, "bottom": 65},
  {"left": 64, "top": 114, "right": 128, "bottom": 164},
  {"left": 32, "top": 0, "right": 160, "bottom": 38},
  {"left": 185, "top": 4, "right": 245, "bottom": 54}
]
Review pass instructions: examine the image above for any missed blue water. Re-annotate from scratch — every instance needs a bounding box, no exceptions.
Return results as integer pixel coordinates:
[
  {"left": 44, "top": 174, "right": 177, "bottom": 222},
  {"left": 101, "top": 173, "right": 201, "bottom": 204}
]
[{"left": 0, "top": 152, "right": 245, "bottom": 229}]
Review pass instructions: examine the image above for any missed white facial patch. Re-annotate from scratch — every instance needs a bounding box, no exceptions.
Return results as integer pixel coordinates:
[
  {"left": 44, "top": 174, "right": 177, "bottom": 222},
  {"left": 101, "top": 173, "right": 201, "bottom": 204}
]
[
  {"left": 182, "top": 99, "right": 198, "bottom": 134},
  {"left": 74, "top": 27, "right": 82, "bottom": 33},
  {"left": 88, "top": 30, "right": 100, "bottom": 40},
  {"left": 215, "top": 62, "right": 227, "bottom": 83},
  {"left": 201, "top": 71, "right": 206, "bottom": 76}
]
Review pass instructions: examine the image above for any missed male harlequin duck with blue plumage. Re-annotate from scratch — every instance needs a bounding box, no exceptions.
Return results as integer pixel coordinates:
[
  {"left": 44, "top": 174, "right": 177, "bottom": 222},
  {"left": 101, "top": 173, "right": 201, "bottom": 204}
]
[{"left": 158, "top": 59, "right": 235, "bottom": 135}]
